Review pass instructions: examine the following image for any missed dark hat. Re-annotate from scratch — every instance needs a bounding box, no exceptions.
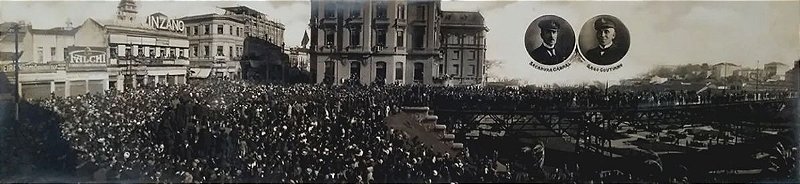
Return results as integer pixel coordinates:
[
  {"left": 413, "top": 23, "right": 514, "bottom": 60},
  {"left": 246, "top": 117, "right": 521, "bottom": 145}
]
[
  {"left": 594, "top": 17, "right": 616, "bottom": 30},
  {"left": 538, "top": 20, "right": 560, "bottom": 31}
]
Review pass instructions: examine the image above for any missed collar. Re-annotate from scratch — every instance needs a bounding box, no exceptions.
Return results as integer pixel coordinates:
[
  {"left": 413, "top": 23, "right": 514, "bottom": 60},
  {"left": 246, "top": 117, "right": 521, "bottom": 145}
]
[
  {"left": 599, "top": 42, "right": 614, "bottom": 50},
  {"left": 542, "top": 43, "right": 555, "bottom": 49}
]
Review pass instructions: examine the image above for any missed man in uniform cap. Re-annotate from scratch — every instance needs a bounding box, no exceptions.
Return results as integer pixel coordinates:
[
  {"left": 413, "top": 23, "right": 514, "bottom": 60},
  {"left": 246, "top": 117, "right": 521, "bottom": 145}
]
[
  {"left": 530, "top": 19, "right": 568, "bottom": 65},
  {"left": 585, "top": 17, "right": 626, "bottom": 65}
]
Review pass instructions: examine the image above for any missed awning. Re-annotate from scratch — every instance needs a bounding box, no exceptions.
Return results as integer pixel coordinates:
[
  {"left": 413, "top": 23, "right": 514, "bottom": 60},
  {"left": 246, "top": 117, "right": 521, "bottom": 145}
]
[{"left": 189, "top": 68, "right": 211, "bottom": 78}]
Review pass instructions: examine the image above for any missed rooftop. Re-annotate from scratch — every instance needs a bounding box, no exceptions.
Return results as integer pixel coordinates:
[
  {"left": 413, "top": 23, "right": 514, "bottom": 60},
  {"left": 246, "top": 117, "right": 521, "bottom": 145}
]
[{"left": 442, "top": 11, "right": 485, "bottom": 25}]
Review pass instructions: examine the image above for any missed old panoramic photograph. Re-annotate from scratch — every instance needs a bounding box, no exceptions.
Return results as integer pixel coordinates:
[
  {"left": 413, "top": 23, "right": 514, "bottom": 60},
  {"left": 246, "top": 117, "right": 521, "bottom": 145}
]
[{"left": 0, "top": 0, "right": 798, "bottom": 183}]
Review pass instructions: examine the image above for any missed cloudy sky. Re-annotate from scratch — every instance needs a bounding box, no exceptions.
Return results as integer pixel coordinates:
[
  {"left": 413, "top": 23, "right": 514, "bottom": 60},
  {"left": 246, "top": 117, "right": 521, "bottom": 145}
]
[{"left": 1, "top": 0, "right": 798, "bottom": 85}]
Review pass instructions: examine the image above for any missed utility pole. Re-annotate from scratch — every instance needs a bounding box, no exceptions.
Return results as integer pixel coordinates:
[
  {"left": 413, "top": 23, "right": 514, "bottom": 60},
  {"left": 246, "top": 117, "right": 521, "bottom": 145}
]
[{"left": 11, "top": 23, "right": 20, "bottom": 122}]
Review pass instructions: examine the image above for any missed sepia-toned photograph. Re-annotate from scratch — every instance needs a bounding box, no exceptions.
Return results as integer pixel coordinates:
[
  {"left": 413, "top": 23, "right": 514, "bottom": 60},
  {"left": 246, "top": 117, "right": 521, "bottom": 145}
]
[
  {"left": 0, "top": 0, "right": 798, "bottom": 183},
  {"left": 525, "top": 15, "right": 575, "bottom": 65},
  {"left": 578, "top": 15, "right": 630, "bottom": 66}
]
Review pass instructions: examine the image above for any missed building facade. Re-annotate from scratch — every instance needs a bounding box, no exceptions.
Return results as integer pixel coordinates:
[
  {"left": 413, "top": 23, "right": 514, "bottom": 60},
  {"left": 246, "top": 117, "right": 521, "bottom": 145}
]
[
  {"left": 180, "top": 12, "right": 245, "bottom": 79},
  {"left": 763, "top": 62, "right": 789, "bottom": 81},
  {"left": 286, "top": 47, "right": 310, "bottom": 71},
  {"left": 711, "top": 62, "right": 740, "bottom": 79},
  {"left": 310, "top": 0, "right": 448, "bottom": 85},
  {"left": 0, "top": 0, "right": 191, "bottom": 99},
  {"left": 221, "top": 6, "right": 286, "bottom": 47},
  {"left": 104, "top": 0, "right": 190, "bottom": 92},
  {"left": 440, "top": 11, "right": 488, "bottom": 86},
  {"left": 0, "top": 19, "right": 110, "bottom": 99}
]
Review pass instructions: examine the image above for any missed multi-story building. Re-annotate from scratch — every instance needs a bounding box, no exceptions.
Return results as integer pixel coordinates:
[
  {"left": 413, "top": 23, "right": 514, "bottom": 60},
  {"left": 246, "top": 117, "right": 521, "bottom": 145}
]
[
  {"left": 711, "top": 62, "right": 740, "bottom": 79},
  {"left": 181, "top": 6, "right": 286, "bottom": 80},
  {"left": 103, "top": 0, "right": 190, "bottom": 91},
  {"left": 221, "top": 6, "right": 286, "bottom": 47},
  {"left": 310, "top": 0, "right": 467, "bottom": 86},
  {"left": 0, "top": 19, "right": 110, "bottom": 99},
  {"left": 0, "top": 0, "right": 191, "bottom": 99},
  {"left": 286, "top": 47, "right": 310, "bottom": 71},
  {"left": 763, "top": 62, "right": 789, "bottom": 80},
  {"left": 180, "top": 11, "right": 246, "bottom": 79},
  {"left": 440, "top": 11, "right": 488, "bottom": 86}
]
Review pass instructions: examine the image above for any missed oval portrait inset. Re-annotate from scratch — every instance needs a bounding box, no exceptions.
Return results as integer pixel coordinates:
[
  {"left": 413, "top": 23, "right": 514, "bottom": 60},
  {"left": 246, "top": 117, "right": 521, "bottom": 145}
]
[
  {"left": 525, "top": 15, "right": 575, "bottom": 66},
  {"left": 578, "top": 15, "right": 630, "bottom": 66}
]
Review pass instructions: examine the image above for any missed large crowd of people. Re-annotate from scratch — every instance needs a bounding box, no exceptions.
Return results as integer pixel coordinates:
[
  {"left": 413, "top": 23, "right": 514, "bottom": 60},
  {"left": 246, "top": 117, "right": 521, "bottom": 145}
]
[{"left": 0, "top": 80, "right": 796, "bottom": 183}]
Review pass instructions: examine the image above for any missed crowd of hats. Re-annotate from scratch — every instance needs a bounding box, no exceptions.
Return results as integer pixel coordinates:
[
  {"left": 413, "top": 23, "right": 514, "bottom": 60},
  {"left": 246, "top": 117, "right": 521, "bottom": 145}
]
[
  {"left": 413, "top": 86, "right": 795, "bottom": 111},
  {"left": 1, "top": 80, "right": 795, "bottom": 182},
  {"left": 13, "top": 80, "right": 548, "bottom": 183}
]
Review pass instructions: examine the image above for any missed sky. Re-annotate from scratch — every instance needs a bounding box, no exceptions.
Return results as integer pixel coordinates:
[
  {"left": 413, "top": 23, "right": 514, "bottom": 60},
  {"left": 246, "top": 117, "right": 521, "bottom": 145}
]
[{"left": 1, "top": 0, "right": 798, "bottom": 85}]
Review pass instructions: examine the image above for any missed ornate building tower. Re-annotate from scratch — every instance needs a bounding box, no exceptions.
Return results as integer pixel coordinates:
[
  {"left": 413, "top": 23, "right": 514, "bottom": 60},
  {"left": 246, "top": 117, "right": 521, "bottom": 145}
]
[{"left": 116, "top": 0, "right": 138, "bottom": 22}]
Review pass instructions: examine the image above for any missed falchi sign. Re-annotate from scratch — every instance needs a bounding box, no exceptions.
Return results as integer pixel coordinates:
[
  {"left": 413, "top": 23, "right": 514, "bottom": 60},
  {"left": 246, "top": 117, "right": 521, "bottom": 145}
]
[
  {"left": 145, "top": 13, "right": 185, "bottom": 32},
  {"left": 66, "top": 46, "right": 107, "bottom": 64}
]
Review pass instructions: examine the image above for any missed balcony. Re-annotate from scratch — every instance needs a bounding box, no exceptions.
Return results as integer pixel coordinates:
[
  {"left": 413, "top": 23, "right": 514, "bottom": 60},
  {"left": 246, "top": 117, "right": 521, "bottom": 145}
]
[
  {"left": 373, "top": 17, "right": 390, "bottom": 26},
  {"left": 112, "top": 55, "right": 189, "bottom": 66}
]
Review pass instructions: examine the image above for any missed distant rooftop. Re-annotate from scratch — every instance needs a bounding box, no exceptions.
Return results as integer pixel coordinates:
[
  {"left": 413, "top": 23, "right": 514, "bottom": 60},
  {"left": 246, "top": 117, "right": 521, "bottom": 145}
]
[
  {"left": 442, "top": 11, "right": 485, "bottom": 25},
  {"left": 221, "top": 6, "right": 265, "bottom": 17}
]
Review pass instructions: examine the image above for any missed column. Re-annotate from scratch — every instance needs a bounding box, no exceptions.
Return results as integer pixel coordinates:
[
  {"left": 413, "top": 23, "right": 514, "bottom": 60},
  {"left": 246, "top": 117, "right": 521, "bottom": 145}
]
[
  {"left": 117, "top": 75, "right": 124, "bottom": 92},
  {"left": 117, "top": 45, "right": 126, "bottom": 57},
  {"left": 154, "top": 75, "right": 159, "bottom": 84},
  {"left": 64, "top": 80, "right": 71, "bottom": 97},
  {"left": 143, "top": 75, "right": 149, "bottom": 85},
  {"left": 85, "top": 80, "right": 89, "bottom": 94},
  {"left": 155, "top": 47, "right": 161, "bottom": 58},
  {"left": 132, "top": 45, "right": 139, "bottom": 56},
  {"left": 132, "top": 76, "right": 137, "bottom": 88},
  {"left": 144, "top": 46, "right": 150, "bottom": 57},
  {"left": 50, "top": 81, "right": 55, "bottom": 95},
  {"left": 103, "top": 79, "right": 109, "bottom": 92}
]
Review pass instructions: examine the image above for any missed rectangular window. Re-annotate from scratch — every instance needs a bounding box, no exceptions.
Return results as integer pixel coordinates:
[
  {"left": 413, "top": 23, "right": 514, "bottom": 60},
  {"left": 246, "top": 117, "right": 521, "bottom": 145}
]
[
  {"left": 350, "top": 5, "right": 361, "bottom": 17},
  {"left": 376, "top": 4, "right": 387, "bottom": 18},
  {"left": 468, "top": 50, "right": 475, "bottom": 60},
  {"left": 417, "top": 6, "right": 425, "bottom": 20},
  {"left": 438, "top": 64, "right": 444, "bottom": 75},
  {"left": 50, "top": 47, "right": 56, "bottom": 59},
  {"left": 396, "top": 30, "right": 404, "bottom": 47},
  {"left": 64, "top": 48, "right": 68, "bottom": 60},
  {"left": 469, "top": 65, "right": 476, "bottom": 76},
  {"left": 192, "top": 46, "right": 198, "bottom": 57},
  {"left": 398, "top": 5, "right": 405, "bottom": 19},
  {"left": 376, "top": 29, "right": 387, "bottom": 47},
  {"left": 324, "top": 4, "right": 336, "bottom": 18},
  {"left": 413, "top": 26, "right": 425, "bottom": 49},
  {"left": 204, "top": 25, "right": 210, "bottom": 35},
  {"left": 325, "top": 30, "right": 335, "bottom": 46},
  {"left": 453, "top": 64, "right": 460, "bottom": 75},
  {"left": 452, "top": 50, "right": 460, "bottom": 60},
  {"left": 395, "top": 62, "right": 403, "bottom": 80},
  {"left": 204, "top": 46, "right": 209, "bottom": 57},
  {"left": 110, "top": 46, "right": 118, "bottom": 58},
  {"left": 217, "top": 46, "right": 224, "bottom": 56},
  {"left": 350, "top": 27, "right": 361, "bottom": 46},
  {"left": 229, "top": 25, "right": 233, "bottom": 35},
  {"left": 217, "top": 25, "right": 224, "bottom": 34}
]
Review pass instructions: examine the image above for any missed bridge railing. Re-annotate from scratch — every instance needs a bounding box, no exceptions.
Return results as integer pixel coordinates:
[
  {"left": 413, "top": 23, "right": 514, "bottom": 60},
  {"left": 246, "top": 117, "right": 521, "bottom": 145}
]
[{"left": 402, "top": 91, "right": 797, "bottom": 112}]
